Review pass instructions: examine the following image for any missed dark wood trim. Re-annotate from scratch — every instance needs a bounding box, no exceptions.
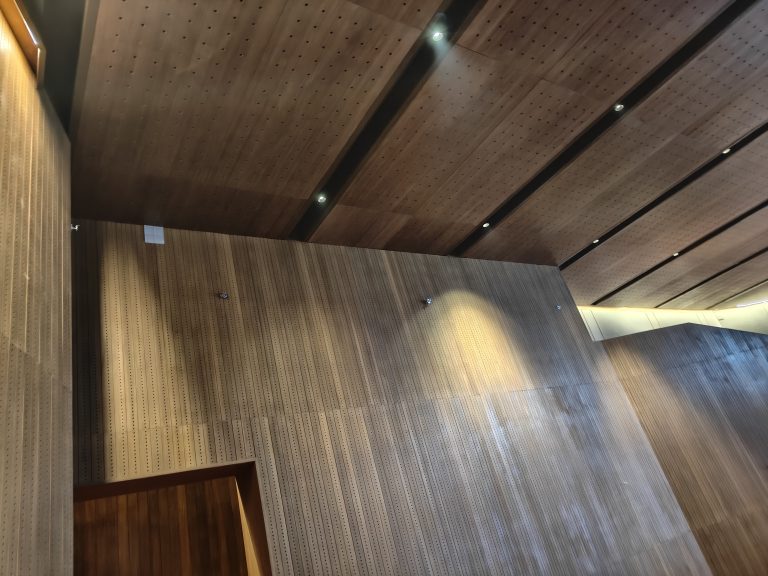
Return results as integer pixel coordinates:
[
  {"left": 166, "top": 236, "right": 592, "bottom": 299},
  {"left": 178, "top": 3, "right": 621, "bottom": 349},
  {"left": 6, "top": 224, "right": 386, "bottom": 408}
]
[{"left": 74, "top": 461, "right": 256, "bottom": 501}]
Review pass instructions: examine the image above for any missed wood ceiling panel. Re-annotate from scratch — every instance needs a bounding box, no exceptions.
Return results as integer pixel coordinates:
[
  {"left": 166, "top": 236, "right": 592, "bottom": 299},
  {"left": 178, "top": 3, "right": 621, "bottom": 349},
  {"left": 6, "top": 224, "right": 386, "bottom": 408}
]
[
  {"left": 348, "top": 0, "right": 444, "bottom": 29},
  {"left": 73, "top": 0, "right": 422, "bottom": 236},
  {"left": 661, "top": 250, "right": 768, "bottom": 309},
  {"left": 562, "top": 133, "right": 768, "bottom": 304},
  {"left": 314, "top": 0, "right": 730, "bottom": 253},
  {"left": 715, "top": 280, "right": 768, "bottom": 308},
  {"left": 601, "top": 207, "right": 768, "bottom": 308},
  {"left": 467, "top": 1, "right": 768, "bottom": 263}
]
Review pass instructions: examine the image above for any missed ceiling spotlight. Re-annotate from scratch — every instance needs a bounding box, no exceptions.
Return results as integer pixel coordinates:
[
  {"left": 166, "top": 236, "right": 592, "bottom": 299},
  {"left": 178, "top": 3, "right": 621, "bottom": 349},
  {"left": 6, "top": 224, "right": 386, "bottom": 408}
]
[
  {"left": 431, "top": 30, "right": 445, "bottom": 42},
  {"left": 317, "top": 193, "right": 327, "bottom": 204},
  {"left": 592, "top": 239, "right": 600, "bottom": 244},
  {"left": 672, "top": 252, "right": 680, "bottom": 257},
  {"left": 482, "top": 222, "right": 490, "bottom": 228},
  {"left": 613, "top": 103, "right": 625, "bottom": 112},
  {"left": 722, "top": 147, "right": 731, "bottom": 154}
]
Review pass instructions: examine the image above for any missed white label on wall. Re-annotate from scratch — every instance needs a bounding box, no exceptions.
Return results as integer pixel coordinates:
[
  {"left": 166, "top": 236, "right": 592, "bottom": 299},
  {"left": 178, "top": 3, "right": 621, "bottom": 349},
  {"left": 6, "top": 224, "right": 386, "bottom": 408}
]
[{"left": 144, "top": 225, "right": 165, "bottom": 245}]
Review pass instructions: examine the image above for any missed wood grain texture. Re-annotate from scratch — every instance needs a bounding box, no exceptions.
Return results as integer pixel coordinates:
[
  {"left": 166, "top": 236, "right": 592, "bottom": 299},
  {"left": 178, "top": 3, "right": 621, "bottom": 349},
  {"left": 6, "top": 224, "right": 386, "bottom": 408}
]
[
  {"left": 467, "top": 0, "right": 768, "bottom": 265},
  {"left": 74, "top": 220, "right": 710, "bottom": 575},
  {"left": 600, "top": 206, "right": 768, "bottom": 308},
  {"left": 563, "top": 130, "right": 768, "bottom": 305},
  {"left": 71, "top": 0, "right": 426, "bottom": 236},
  {"left": 314, "top": 0, "right": 730, "bottom": 254},
  {"left": 0, "top": 10, "right": 72, "bottom": 576},
  {"left": 74, "top": 476, "right": 249, "bottom": 576},
  {"left": 605, "top": 324, "right": 768, "bottom": 576}
]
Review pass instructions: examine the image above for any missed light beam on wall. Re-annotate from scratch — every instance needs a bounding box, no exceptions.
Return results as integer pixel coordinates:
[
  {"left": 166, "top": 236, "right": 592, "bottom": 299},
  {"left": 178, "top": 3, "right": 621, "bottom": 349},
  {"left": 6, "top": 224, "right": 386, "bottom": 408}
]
[{"left": 0, "top": 0, "right": 45, "bottom": 82}]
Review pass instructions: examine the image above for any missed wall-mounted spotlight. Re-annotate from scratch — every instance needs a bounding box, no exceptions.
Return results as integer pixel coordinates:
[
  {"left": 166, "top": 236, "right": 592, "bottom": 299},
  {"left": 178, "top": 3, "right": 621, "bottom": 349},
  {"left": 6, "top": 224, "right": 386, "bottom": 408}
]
[
  {"left": 317, "top": 193, "right": 327, "bottom": 204},
  {"left": 217, "top": 291, "right": 230, "bottom": 300},
  {"left": 423, "top": 297, "right": 433, "bottom": 306},
  {"left": 430, "top": 30, "right": 445, "bottom": 42},
  {"left": 0, "top": 0, "right": 46, "bottom": 82}
]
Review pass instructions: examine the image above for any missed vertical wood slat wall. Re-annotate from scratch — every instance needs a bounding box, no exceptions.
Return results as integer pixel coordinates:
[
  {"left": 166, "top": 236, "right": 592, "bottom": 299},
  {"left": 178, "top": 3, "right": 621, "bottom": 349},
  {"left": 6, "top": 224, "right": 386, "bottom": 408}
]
[
  {"left": 74, "top": 476, "right": 249, "bottom": 576},
  {"left": 0, "top": 10, "right": 72, "bottom": 576},
  {"left": 606, "top": 325, "right": 768, "bottom": 576},
  {"left": 74, "top": 221, "right": 709, "bottom": 575}
]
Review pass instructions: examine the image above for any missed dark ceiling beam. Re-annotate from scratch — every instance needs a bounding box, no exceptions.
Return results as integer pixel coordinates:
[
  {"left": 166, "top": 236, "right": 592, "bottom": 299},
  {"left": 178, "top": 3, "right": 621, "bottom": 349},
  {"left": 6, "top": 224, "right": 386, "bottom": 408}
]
[
  {"left": 708, "top": 278, "right": 768, "bottom": 309},
  {"left": 450, "top": 0, "right": 759, "bottom": 257},
  {"left": 654, "top": 244, "right": 768, "bottom": 308},
  {"left": 289, "top": 0, "right": 486, "bottom": 242},
  {"left": 560, "top": 120, "right": 768, "bottom": 271},
  {"left": 592, "top": 198, "right": 768, "bottom": 305}
]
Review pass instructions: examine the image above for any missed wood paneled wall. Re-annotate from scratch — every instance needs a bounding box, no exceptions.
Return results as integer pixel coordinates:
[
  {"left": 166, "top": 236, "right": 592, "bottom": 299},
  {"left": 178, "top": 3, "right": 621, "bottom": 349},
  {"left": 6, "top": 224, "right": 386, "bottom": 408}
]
[
  {"left": 73, "top": 221, "right": 709, "bottom": 574},
  {"left": 606, "top": 325, "right": 768, "bottom": 575},
  {"left": 0, "top": 10, "right": 72, "bottom": 576},
  {"left": 75, "top": 476, "right": 249, "bottom": 575}
]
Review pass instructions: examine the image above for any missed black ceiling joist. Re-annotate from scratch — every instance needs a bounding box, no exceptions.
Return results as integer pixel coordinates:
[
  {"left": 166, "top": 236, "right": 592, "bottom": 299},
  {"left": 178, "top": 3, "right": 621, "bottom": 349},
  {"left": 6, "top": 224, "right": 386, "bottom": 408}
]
[
  {"left": 290, "top": 0, "right": 486, "bottom": 241},
  {"left": 592, "top": 198, "right": 768, "bottom": 305},
  {"left": 450, "top": 0, "right": 759, "bottom": 257},
  {"left": 654, "top": 245, "right": 768, "bottom": 308},
  {"left": 560, "top": 120, "right": 768, "bottom": 271}
]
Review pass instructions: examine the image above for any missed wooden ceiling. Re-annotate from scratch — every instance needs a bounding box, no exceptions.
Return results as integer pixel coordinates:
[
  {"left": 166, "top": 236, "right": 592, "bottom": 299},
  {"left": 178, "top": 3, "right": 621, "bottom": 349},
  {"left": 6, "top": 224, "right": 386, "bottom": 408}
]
[{"left": 72, "top": 0, "right": 768, "bottom": 310}]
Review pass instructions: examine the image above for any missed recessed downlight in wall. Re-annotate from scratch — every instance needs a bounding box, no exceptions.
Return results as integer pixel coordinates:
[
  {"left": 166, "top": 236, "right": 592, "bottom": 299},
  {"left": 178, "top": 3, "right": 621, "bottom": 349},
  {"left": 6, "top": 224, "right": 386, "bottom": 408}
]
[
  {"left": 317, "top": 193, "right": 327, "bottom": 204},
  {"left": 613, "top": 103, "right": 625, "bottom": 112},
  {"left": 722, "top": 147, "right": 732, "bottom": 154},
  {"left": 482, "top": 222, "right": 490, "bottom": 228}
]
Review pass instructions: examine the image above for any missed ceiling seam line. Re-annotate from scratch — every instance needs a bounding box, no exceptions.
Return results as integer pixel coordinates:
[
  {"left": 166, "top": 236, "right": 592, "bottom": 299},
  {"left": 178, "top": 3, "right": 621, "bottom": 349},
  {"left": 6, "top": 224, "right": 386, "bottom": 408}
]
[
  {"left": 448, "top": 0, "right": 760, "bottom": 257},
  {"left": 706, "top": 277, "right": 768, "bottom": 310},
  {"left": 654, "top": 245, "right": 768, "bottom": 309},
  {"left": 288, "top": 0, "right": 488, "bottom": 242},
  {"left": 559, "top": 119, "right": 768, "bottom": 271},
  {"left": 590, "top": 197, "right": 768, "bottom": 306}
]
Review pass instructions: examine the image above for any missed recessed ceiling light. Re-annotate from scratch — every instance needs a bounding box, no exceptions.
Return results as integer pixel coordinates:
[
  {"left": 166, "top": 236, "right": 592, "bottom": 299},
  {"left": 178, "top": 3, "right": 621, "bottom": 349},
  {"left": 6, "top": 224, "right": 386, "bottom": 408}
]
[
  {"left": 592, "top": 239, "right": 600, "bottom": 244},
  {"left": 317, "top": 193, "right": 327, "bottom": 204},
  {"left": 482, "top": 222, "right": 490, "bottom": 228},
  {"left": 613, "top": 103, "right": 625, "bottom": 112},
  {"left": 722, "top": 147, "right": 731, "bottom": 154},
  {"left": 673, "top": 252, "right": 680, "bottom": 257},
  {"left": 431, "top": 30, "right": 445, "bottom": 42}
]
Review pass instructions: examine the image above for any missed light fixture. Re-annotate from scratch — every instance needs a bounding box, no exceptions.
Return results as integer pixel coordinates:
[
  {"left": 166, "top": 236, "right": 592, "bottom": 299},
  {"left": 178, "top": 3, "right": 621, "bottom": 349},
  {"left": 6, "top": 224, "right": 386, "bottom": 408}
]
[
  {"left": 423, "top": 297, "right": 433, "bottom": 306},
  {"left": 317, "top": 193, "right": 327, "bottom": 204},
  {"left": 613, "top": 103, "right": 625, "bottom": 112},
  {"left": 592, "top": 239, "right": 600, "bottom": 244},
  {"left": 431, "top": 30, "right": 445, "bottom": 42},
  {"left": 672, "top": 252, "right": 680, "bottom": 257},
  {"left": 217, "top": 291, "right": 230, "bottom": 300},
  {"left": 722, "top": 147, "right": 731, "bottom": 155},
  {"left": 482, "top": 222, "right": 490, "bottom": 228}
]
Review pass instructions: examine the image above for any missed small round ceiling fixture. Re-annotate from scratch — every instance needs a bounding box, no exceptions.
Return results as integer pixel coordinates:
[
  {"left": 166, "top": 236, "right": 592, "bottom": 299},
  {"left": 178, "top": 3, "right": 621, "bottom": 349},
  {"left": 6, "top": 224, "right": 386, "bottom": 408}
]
[
  {"left": 317, "top": 193, "right": 327, "bottom": 204},
  {"left": 722, "top": 148, "right": 731, "bottom": 155},
  {"left": 431, "top": 30, "right": 445, "bottom": 42},
  {"left": 613, "top": 103, "right": 625, "bottom": 112},
  {"left": 482, "top": 222, "right": 490, "bottom": 228},
  {"left": 592, "top": 239, "right": 600, "bottom": 244}
]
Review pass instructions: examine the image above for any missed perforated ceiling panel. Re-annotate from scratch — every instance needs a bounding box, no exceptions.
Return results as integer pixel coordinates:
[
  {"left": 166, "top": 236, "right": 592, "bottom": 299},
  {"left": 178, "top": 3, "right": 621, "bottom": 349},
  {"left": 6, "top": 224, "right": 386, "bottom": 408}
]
[
  {"left": 73, "top": 0, "right": 425, "bottom": 236},
  {"left": 601, "top": 207, "right": 768, "bottom": 308},
  {"left": 312, "top": 0, "right": 730, "bottom": 254},
  {"left": 466, "top": 1, "right": 768, "bottom": 265},
  {"left": 563, "top": 132, "right": 768, "bottom": 304}
]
